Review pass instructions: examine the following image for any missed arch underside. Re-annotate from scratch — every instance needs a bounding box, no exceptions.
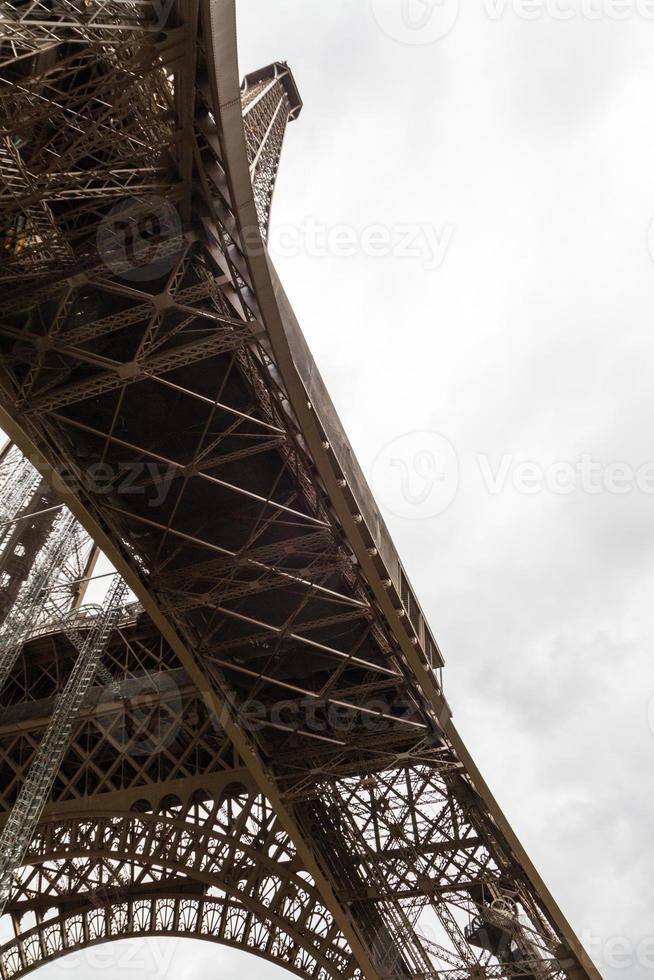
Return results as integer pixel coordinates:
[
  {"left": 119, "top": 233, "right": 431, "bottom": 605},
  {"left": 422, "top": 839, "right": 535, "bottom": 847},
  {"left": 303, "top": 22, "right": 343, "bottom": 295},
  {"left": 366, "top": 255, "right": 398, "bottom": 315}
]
[
  {"left": 0, "top": 782, "right": 575, "bottom": 980},
  {"left": 0, "top": 623, "right": 575, "bottom": 980},
  {"left": 2, "top": 898, "right": 345, "bottom": 980},
  {"left": 0, "top": 788, "right": 360, "bottom": 980}
]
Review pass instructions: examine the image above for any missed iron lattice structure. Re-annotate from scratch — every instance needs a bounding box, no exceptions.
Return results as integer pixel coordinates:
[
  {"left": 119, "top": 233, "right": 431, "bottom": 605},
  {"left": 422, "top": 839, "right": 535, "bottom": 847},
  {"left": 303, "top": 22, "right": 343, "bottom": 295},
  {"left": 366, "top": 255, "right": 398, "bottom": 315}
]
[{"left": 0, "top": 3, "right": 602, "bottom": 979}]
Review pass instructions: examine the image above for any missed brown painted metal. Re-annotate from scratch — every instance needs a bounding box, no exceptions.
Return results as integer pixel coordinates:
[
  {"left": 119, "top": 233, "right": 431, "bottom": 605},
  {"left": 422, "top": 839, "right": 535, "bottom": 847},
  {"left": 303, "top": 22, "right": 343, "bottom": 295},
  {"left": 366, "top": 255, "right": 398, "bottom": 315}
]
[{"left": 0, "top": 2, "right": 601, "bottom": 978}]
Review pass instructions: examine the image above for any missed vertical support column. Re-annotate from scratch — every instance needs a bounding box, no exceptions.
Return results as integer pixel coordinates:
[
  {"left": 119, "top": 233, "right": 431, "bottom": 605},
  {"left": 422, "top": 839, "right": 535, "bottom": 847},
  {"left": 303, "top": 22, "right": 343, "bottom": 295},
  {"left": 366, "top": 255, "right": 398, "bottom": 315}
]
[{"left": 241, "top": 62, "right": 302, "bottom": 237}]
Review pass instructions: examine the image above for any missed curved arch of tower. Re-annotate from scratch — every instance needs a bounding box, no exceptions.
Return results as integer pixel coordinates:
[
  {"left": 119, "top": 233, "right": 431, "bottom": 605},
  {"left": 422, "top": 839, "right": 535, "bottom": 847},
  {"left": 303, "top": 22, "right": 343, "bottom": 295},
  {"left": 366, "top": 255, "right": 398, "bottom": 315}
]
[
  {"left": 2, "top": 783, "right": 359, "bottom": 980},
  {"left": 0, "top": 3, "right": 601, "bottom": 979}
]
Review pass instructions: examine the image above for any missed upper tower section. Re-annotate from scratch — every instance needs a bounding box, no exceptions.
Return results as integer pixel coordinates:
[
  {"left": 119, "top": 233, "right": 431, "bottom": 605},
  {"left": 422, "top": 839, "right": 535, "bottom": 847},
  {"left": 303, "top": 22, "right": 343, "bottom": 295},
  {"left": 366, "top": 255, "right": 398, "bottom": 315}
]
[{"left": 241, "top": 62, "right": 302, "bottom": 238}]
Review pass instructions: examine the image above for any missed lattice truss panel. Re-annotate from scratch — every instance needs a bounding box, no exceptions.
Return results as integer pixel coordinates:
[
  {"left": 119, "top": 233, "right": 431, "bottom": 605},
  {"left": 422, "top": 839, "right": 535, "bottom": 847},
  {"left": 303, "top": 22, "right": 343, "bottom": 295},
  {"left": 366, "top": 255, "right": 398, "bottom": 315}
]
[
  {"left": 1, "top": 784, "right": 362, "bottom": 980},
  {"left": 241, "top": 65, "right": 298, "bottom": 237},
  {"left": 0, "top": 3, "right": 596, "bottom": 979},
  {"left": 0, "top": 446, "right": 93, "bottom": 629}
]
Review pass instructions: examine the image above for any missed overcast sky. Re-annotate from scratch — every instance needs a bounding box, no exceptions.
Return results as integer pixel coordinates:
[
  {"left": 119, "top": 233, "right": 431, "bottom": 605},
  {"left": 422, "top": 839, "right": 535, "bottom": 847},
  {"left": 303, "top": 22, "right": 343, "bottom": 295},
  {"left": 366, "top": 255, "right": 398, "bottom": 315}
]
[{"left": 31, "top": 2, "right": 654, "bottom": 977}]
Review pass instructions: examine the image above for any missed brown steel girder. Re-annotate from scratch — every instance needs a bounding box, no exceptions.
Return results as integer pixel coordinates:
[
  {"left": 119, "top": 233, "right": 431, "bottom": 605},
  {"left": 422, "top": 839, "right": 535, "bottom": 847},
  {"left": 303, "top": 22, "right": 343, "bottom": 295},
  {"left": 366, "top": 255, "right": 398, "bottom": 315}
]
[{"left": 0, "top": 2, "right": 600, "bottom": 979}]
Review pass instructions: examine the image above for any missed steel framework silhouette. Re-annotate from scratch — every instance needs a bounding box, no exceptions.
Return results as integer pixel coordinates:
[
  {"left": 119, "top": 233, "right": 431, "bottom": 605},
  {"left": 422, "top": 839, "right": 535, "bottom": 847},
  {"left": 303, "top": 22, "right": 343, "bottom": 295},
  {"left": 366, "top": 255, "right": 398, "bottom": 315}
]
[{"left": 0, "top": 3, "right": 602, "bottom": 979}]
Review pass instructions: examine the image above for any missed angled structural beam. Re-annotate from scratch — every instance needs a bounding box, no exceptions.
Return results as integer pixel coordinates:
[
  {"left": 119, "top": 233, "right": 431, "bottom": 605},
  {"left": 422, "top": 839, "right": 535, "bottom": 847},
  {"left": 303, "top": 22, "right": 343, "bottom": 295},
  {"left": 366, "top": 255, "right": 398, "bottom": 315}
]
[
  {"left": 205, "top": 6, "right": 599, "bottom": 978},
  {"left": 0, "top": 3, "right": 602, "bottom": 979},
  {"left": 0, "top": 575, "right": 128, "bottom": 915}
]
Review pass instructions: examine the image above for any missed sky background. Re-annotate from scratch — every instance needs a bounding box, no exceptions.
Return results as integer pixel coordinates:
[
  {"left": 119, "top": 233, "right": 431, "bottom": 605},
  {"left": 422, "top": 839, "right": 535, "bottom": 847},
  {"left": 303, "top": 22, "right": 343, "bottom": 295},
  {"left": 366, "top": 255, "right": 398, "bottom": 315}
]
[{"left": 26, "top": 1, "right": 654, "bottom": 977}]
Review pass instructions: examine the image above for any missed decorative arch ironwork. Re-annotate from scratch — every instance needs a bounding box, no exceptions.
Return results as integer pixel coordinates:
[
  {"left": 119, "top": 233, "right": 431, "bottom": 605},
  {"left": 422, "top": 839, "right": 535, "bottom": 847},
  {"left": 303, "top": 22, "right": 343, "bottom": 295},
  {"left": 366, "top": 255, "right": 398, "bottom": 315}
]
[{"left": 0, "top": 786, "right": 360, "bottom": 980}]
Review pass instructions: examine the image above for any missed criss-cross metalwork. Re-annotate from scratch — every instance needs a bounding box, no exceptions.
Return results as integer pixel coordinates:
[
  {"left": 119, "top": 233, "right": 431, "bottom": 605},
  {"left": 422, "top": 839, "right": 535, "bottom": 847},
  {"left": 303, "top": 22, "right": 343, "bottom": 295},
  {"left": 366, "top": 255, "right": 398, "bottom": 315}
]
[{"left": 0, "top": 3, "right": 601, "bottom": 978}]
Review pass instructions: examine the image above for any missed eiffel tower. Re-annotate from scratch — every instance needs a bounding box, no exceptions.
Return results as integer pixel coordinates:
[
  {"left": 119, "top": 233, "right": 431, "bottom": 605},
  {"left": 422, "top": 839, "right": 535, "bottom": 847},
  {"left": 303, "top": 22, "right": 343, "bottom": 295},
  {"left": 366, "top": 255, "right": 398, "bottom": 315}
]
[{"left": 0, "top": 3, "right": 602, "bottom": 978}]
